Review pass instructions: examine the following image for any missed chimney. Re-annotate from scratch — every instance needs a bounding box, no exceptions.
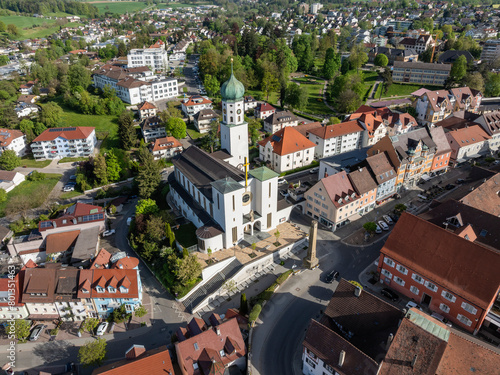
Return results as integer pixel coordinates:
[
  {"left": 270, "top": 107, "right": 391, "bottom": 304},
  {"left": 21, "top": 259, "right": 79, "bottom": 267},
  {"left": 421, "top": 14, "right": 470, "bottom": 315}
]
[
  {"left": 411, "top": 355, "right": 418, "bottom": 368},
  {"left": 354, "top": 286, "right": 362, "bottom": 297},
  {"left": 216, "top": 327, "right": 221, "bottom": 336},
  {"left": 338, "top": 350, "right": 346, "bottom": 367},
  {"left": 385, "top": 333, "right": 394, "bottom": 351}
]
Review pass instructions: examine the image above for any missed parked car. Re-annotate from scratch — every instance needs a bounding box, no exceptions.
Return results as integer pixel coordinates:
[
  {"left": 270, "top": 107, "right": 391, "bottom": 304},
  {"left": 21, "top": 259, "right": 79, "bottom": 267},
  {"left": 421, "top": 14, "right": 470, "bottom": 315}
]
[
  {"left": 383, "top": 215, "right": 393, "bottom": 225},
  {"left": 102, "top": 229, "right": 116, "bottom": 237},
  {"left": 126, "top": 217, "right": 133, "bottom": 226},
  {"left": 63, "top": 185, "right": 75, "bottom": 192},
  {"left": 279, "top": 190, "right": 289, "bottom": 198},
  {"left": 309, "top": 167, "right": 319, "bottom": 174},
  {"left": 69, "top": 175, "right": 76, "bottom": 180},
  {"left": 455, "top": 178, "right": 465, "bottom": 184},
  {"left": 278, "top": 177, "right": 287, "bottom": 185},
  {"left": 29, "top": 324, "right": 47, "bottom": 341},
  {"left": 445, "top": 184, "right": 455, "bottom": 190},
  {"left": 325, "top": 270, "right": 339, "bottom": 283},
  {"left": 381, "top": 288, "right": 398, "bottom": 302},
  {"left": 96, "top": 322, "right": 109, "bottom": 336},
  {"left": 378, "top": 221, "right": 389, "bottom": 231},
  {"left": 389, "top": 213, "right": 399, "bottom": 222},
  {"left": 375, "top": 224, "right": 382, "bottom": 234},
  {"left": 66, "top": 181, "right": 77, "bottom": 186},
  {"left": 431, "top": 312, "right": 453, "bottom": 327},
  {"left": 405, "top": 301, "right": 422, "bottom": 311}
]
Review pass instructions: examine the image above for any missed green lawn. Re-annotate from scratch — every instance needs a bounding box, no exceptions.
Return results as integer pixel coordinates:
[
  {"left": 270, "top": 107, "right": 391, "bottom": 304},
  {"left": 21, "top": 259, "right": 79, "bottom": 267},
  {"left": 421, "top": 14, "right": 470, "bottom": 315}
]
[
  {"left": 58, "top": 156, "right": 89, "bottom": 164},
  {"left": 89, "top": 1, "right": 151, "bottom": 14},
  {"left": 0, "top": 174, "right": 60, "bottom": 217},
  {"left": 20, "top": 156, "right": 51, "bottom": 168},
  {"left": 294, "top": 77, "right": 331, "bottom": 115},
  {"left": 44, "top": 98, "right": 119, "bottom": 152},
  {"left": 381, "top": 83, "right": 443, "bottom": 98},
  {"left": 246, "top": 90, "right": 279, "bottom": 106},
  {"left": 162, "top": 2, "right": 211, "bottom": 8},
  {"left": 0, "top": 16, "right": 83, "bottom": 39},
  {"left": 174, "top": 223, "right": 198, "bottom": 248},
  {"left": 60, "top": 189, "right": 84, "bottom": 200}
]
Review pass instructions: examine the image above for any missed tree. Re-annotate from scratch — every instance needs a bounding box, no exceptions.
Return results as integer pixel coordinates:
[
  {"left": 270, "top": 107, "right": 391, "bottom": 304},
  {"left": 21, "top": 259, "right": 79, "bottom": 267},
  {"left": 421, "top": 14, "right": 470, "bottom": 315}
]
[
  {"left": 449, "top": 55, "right": 467, "bottom": 83},
  {"left": 0, "top": 20, "right": 5, "bottom": 32},
  {"left": 381, "top": 67, "right": 393, "bottom": 94},
  {"left": 146, "top": 215, "right": 165, "bottom": 243},
  {"left": 176, "top": 254, "right": 202, "bottom": 286},
  {"left": 80, "top": 318, "right": 100, "bottom": 333},
  {"left": 485, "top": 73, "right": 500, "bottom": 97},
  {"left": 261, "top": 70, "right": 279, "bottom": 101},
  {"left": 284, "top": 82, "right": 308, "bottom": 110},
  {"left": 323, "top": 47, "right": 341, "bottom": 79},
  {"left": 6, "top": 24, "right": 19, "bottom": 36},
  {"left": 19, "top": 119, "right": 36, "bottom": 143},
  {"left": 78, "top": 338, "right": 107, "bottom": 367},
  {"left": 118, "top": 110, "right": 137, "bottom": 149},
  {"left": 68, "top": 64, "right": 91, "bottom": 90},
  {"left": 240, "top": 293, "right": 248, "bottom": 315},
  {"left": 327, "top": 117, "right": 341, "bottom": 125},
  {"left": 374, "top": 53, "right": 389, "bottom": 67},
  {"left": 5, "top": 195, "right": 31, "bottom": 218},
  {"left": 200, "top": 120, "right": 220, "bottom": 153},
  {"left": 274, "top": 230, "right": 281, "bottom": 243},
  {"left": 135, "top": 198, "right": 159, "bottom": 216},
  {"left": 40, "top": 102, "right": 63, "bottom": 128},
  {"left": 93, "top": 154, "right": 108, "bottom": 185},
  {"left": 166, "top": 117, "right": 187, "bottom": 139},
  {"left": 204, "top": 74, "right": 220, "bottom": 96},
  {"left": 165, "top": 222, "right": 176, "bottom": 247},
  {"left": 134, "top": 304, "right": 147, "bottom": 317},
  {"left": 348, "top": 44, "right": 368, "bottom": 72},
  {"left": 0, "top": 188, "right": 6, "bottom": 204},
  {"left": 363, "top": 222, "right": 377, "bottom": 234},
  {"left": 136, "top": 149, "right": 161, "bottom": 198},
  {"left": 0, "top": 150, "right": 20, "bottom": 171},
  {"left": 0, "top": 55, "right": 9, "bottom": 66},
  {"left": 7, "top": 320, "right": 30, "bottom": 342},
  {"left": 109, "top": 304, "right": 132, "bottom": 323},
  {"left": 420, "top": 47, "right": 434, "bottom": 63},
  {"left": 337, "top": 89, "right": 362, "bottom": 113},
  {"left": 105, "top": 149, "right": 121, "bottom": 182},
  {"left": 394, "top": 204, "right": 407, "bottom": 214},
  {"left": 463, "top": 72, "right": 485, "bottom": 93}
]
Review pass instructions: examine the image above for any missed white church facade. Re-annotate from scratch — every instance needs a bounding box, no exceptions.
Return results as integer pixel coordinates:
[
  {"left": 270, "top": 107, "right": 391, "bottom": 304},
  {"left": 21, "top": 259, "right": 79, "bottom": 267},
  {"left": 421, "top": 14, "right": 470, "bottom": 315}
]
[{"left": 170, "top": 62, "right": 293, "bottom": 253}]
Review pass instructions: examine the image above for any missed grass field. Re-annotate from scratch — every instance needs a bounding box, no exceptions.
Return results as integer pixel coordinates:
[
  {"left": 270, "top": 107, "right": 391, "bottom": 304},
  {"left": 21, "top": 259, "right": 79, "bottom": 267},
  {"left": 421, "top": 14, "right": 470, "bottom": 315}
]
[
  {"left": 246, "top": 89, "right": 279, "bottom": 106},
  {"left": 0, "top": 16, "right": 82, "bottom": 39},
  {"left": 87, "top": 1, "right": 150, "bottom": 14},
  {"left": 159, "top": 2, "right": 211, "bottom": 8},
  {"left": 20, "top": 156, "right": 51, "bottom": 168},
  {"left": 0, "top": 173, "right": 60, "bottom": 217},
  {"left": 58, "top": 156, "right": 89, "bottom": 164},
  {"left": 45, "top": 98, "right": 119, "bottom": 152},
  {"left": 294, "top": 77, "right": 331, "bottom": 115},
  {"left": 381, "top": 83, "right": 443, "bottom": 98}
]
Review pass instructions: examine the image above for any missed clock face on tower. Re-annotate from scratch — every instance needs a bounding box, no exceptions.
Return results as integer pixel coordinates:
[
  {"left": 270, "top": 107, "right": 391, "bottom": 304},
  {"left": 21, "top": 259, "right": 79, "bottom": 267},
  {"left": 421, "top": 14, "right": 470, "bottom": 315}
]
[
  {"left": 242, "top": 192, "right": 252, "bottom": 205},
  {"left": 237, "top": 109, "right": 242, "bottom": 114}
]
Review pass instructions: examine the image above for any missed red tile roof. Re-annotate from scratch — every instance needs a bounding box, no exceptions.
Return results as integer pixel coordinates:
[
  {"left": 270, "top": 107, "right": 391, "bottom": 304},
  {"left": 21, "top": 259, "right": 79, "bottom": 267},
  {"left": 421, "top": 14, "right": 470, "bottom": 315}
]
[
  {"left": 112, "top": 256, "right": 139, "bottom": 270},
  {"left": 90, "top": 248, "right": 112, "bottom": 269},
  {"left": 175, "top": 318, "right": 246, "bottom": 375},
  {"left": 138, "top": 101, "right": 156, "bottom": 110},
  {"left": 255, "top": 102, "right": 275, "bottom": 112},
  {"left": 45, "top": 230, "right": 80, "bottom": 254},
  {"left": 77, "top": 269, "right": 139, "bottom": 299},
  {"left": 0, "top": 128, "right": 24, "bottom": 147},
  {"left": 445, "top": 125, "right": 491, "bottom": 146},
  {"left": 258, "top": 126, "right": 315, "bottom": 156},
  {"left": 308, "top": 120, "right": 364, "bottom": 139},
  {"left": 382, "top": 213, "right": 500, "bottom": 309},
  {"left": 151, "top": 136, "right": 183, "bottom": 152},
  {"left": 33, "top": 127, "right": 95, "bottom": 142},
  {"left": 183, "top": 95, "right": 212, "bottom": 107},
  {"left": 460, "top": 173, "right": 500, "bottom": 217},
  {"left": 321, "top": 171, "right": 360, "bottom": 208},
  {"left": 0, "top": 275, "right": 24, "bottom": 307},
  {"left": 92, "top": 345, "right": 174, "bottom": 375}
]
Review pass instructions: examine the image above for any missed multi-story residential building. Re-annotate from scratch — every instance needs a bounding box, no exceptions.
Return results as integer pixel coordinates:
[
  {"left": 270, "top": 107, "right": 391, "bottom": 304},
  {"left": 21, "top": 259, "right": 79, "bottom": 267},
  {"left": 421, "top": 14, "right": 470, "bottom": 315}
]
[
  {"left": 193, "top": 108, "right": 218, "bottom": 133},
  {"left": 311, "top": 3, "right": 323, "bottom": 14},
  {"left": 14, "top": 102, "right": 39, "bottom": 118},
  {"left": 37, "top": 202, "right": 105, "bottom": 234},
  {"left": 127, "top": 46, "right": 168, "bottom": 71},
  {"left": 399, "top": 34, "right": 435, "bottom": 54},
  {"left": 377, "top": 213, "right": 500, "bottom": 334},
  {"left": 347, "top": 166, "right": 378, "bottom": 215},
  {"left": 244, "top": 95, "right": 258, "bottom": 111},
  {"left": 254, "top": 102, "right": 276, "bottom": 120},
  {"left": 137, "top": 101, "right": 157, "bottom": 119},
  {"left": 481, "top": 39, "right": 500, "bottom": 63},
  {"left": 368, "top": 46, "right": 418, "bottom": 65},
  {"left": 258, "top": 127, "right": 316, "bottom": 173},
  {"left": 365, "top": 152, "right": 397, "bottom": 203},
  {"left": 93, "top": 65, "right": 178, "bottom": 105},
  {"left": 304, "top": 171, "right": 361, "bottom": 230},
  {"left": 392, "top": 61, "right": 451, "bottom": 85},
  {"left": 445, "top": 125, "right": 491, "bottom": 166},
  {"left": 78, "top": 268, "right": 142, "bottom": 318},
  {"left": 181, "top": 95, "right": 213, "bottom": 117},
  {"left": 307, "top": 120, "right": 364, "bottom": 158},
  {"left": 368, "top": 128, "right": 437, "bottom": 190},
  {"left": 175, "top": 318, "right": 247, "bottom": 375},
  {"left": 460, "top": 173, "right": 500, "bottom": 217},
  {"left": 0, "top": 276, "right": 29, "bottom": 321},
  {"left": 0, "top": 128, "right": 28, "bottom": 156},
  {"left": 263, "top": 110, "right": 298, "bottom": 134},
  {"left": 429, "top": 126, "right": 452, "bottom": 175},
  {"left": 472, "top": 110, "right": 500, "bottom": 151},
  {"left": 414, "top": 87, "right": 482, "bottom": 126},
  {"left": 150, "top": 136, "right": 183, "bottom": 160},
  {"left": 31, "top": 127, "right": 97, "bottom": 160},
  {"left": 140, "top": 116, "right": 166, "bottom": 143}
]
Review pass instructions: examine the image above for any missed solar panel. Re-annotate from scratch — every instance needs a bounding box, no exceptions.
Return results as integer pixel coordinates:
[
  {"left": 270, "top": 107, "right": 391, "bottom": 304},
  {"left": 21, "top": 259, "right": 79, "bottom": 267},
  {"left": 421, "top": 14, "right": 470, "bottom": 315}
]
[
  {"left": 49, "top": 127, "right": 76, "bottom": 132},
  {"left": 272, "top": 135, "right": 282, "bottom": 142}
]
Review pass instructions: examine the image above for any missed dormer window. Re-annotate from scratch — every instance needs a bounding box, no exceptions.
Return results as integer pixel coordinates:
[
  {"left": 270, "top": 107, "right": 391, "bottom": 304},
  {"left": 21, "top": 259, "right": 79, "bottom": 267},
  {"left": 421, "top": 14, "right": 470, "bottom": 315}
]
[
  {"left": 120, "top": 286, "right": 128, "bottom": 293},
  {"left": 338, "top": 198, "right": 342, "bottom": 204},
  {"left": 351, "top": 193, "right": 356, "bottom": 198},
  {"left": 82, "top": 288, "right": 89, "bottom": 294},
  {"left": 219, "top": 349, "right": 226, "bottom": 357},
  {"left": 96, "top": 286, "right": 105, "bottom": 293},
  {"left": 108, "top": 286, "right": 116, "bottom": 293}
]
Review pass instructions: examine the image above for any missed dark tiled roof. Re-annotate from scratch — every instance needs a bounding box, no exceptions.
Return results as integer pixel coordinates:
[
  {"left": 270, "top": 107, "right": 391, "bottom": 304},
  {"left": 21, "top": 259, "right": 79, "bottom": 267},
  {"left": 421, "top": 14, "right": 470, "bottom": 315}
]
[
  {"left": 393, "top": 61, "right": 451, "bottom": 72},
  {"left": 348, "top": 166, "right": 378, "bottom": 194},
  {"left": 459, "top": 173, "right": 500, "bottom": 217}
]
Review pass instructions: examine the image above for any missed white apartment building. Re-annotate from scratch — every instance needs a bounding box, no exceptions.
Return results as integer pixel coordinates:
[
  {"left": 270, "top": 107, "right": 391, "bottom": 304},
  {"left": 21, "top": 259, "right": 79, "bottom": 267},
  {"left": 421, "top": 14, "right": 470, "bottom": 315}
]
[
  {"left": 150, "top": 137, "right": 183, "bottom": 160},
  {"left": 263, "top": 111, "right": 299, "bottom": 134},
  {"left": 311, "top": 3, "right": 323, "bottom": 14},
  {"left": 31, "top": 127, "right": 97, "bottom": 160},
  {"left": 258, "top": 127, "right": 316, "bottom": 173},
  {"left": 93, "top": 65, "right": 178, "bottom": 105},
  {"left": 307, "top": 121, "right": 364, "bottom": 159},
  {"left": 181, "top": 95, "right": 213, "bottom": 117},
  {"left": 127, "top": 47, "right": 169, "bottom": 71},
  {"left": 481, "top": 39, "right": 500, "bottom": 63},
  {"left": 0, "top": 128, "right": 28, "bottom": 156}
]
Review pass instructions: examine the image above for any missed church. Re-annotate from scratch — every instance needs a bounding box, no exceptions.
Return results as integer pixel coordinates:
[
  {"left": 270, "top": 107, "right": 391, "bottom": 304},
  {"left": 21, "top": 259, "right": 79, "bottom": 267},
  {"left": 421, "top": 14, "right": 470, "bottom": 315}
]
[{"left": 170, "top": 63, "right": 293, "bottom": 253}]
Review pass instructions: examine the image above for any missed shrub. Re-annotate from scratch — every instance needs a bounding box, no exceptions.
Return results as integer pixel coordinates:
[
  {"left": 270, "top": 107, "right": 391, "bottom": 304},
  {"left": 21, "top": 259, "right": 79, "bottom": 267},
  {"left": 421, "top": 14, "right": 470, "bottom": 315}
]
[
  {"left": 248, "top": 303, "right": 262, "bottom": 324},
  {"left": 134, "top": 304, "right": 147, "bottom": 318},
  {"left": 28, "top": 170, "right": 46, "bottom": 181},
  {"left": 276, "top": 270, "right": 292, "bottom": 284}
]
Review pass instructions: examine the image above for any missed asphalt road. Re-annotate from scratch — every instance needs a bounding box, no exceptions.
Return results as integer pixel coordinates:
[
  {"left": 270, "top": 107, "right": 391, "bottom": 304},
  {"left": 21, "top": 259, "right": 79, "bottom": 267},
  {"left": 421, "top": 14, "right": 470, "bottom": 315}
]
[{"left": 251, "top": 228, "right": 385, "bottom": 375}]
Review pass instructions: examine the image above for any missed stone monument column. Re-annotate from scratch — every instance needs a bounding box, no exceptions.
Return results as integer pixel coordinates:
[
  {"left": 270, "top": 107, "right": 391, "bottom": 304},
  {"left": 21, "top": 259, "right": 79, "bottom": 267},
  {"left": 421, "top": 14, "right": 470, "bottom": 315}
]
[{"left": 303, "top": 220, "right": 319, "bottom": 269}]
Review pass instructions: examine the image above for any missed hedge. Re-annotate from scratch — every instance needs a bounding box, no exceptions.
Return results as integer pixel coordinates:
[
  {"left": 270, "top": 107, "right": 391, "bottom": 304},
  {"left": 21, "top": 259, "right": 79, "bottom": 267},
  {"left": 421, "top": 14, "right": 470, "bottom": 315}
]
[
  {"left": 280, "top": 160, "right": 319, "bottom": 177},
  {"left": 248, "top": 303, "right": 262, "bottom": 324},
  {"left": 276, "top": 270, "right": 293, "bottom": 284},
  {"left": 292, "top": 111, "right": 323, "bottom": 121}
]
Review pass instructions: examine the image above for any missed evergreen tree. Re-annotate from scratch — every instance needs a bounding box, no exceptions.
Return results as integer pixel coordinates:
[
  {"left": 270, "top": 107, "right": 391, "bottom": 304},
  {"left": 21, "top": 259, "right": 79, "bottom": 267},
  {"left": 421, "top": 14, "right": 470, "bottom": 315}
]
[
  {"left": 118, "top": 110, "right": 137, "bottom": 149},
  {"left": 93, "top": 154, "right": 108, "bottom": 185},
  {"left": 0, "top": 150, "right": 20, "bottom": 171},
  {"left": 240, "top": 293, "right": 248, "bottom": 315},
  {"left": 136, "top": 148, "right": 161, "bottom": 198},
  {"left": 105, "top": 149, "right": 121, "bottom": 182},
  {"left": 323, "top": 47, "right": 341, "bottom": 79}
]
